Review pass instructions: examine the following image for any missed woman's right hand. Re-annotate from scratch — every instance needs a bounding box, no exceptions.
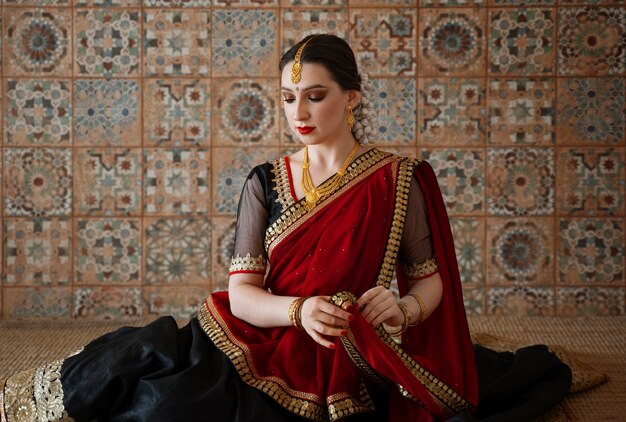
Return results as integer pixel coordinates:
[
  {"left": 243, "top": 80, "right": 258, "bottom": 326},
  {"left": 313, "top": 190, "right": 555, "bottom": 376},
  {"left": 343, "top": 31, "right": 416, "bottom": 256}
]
[{"left": 299, "top": 296, "right": 353, "bottom": 350}]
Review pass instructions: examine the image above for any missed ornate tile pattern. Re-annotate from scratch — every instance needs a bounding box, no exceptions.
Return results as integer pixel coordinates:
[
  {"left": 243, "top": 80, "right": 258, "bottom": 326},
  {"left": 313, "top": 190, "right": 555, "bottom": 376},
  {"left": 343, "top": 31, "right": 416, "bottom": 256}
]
[
  {"left": 281, "top": 9, "right": 348, "bottom": 51},
  {"left": 144, "top": 10, "right": 211, "bottom": 77},
  {"left": 557, "top": 78, "right": 625, "bottom": 145},
  {"left": 144, "top": 79, "right": 211, "bottom": 147},
  {"left": 488, "top": 78, "right": 555, "bottom": 145},
  {"left": 73, "top": 287, "right": 143, "bottom": 319},
  {"left": 144, "top": 149, "right": 210, "bottom": 215},
  {"left": 281, "top": 0, "right": 346, "bottom": 5},
  {"left": 487, "top": 287, "right": 555, "bottom": 316},
  {"left": 3, "top": 8, "right": 72, "bottom": 76},
  {"left": 364, "top": 78, "right": 416, "bottom": 145},
  {"left": 74, "top": 149, "right": 142, "bottom": 216},
  {"left": 557, "top": 148, "right": 625, "bottom": 216},
  {"left": 213, "top": 79, "right": 279, "bottom": 146},
  {"left": 144, "top": 286, "right": 207, "bottom": 320},
  {"left": 212, "top": 10, "right": 278, "bottom": 77},
  {"left": 422, "top": 149, "right": 484, "bottom": 214},
  {"left": 486, "top": 217, "right": 554, "bottom": 286},
  {"left": 349, "top": 8, "right": 418, "bottom": 76},
  {"left": 74, "top": 79, "right": 141, "bottom": 147},
  {"left": 144, "top": 218, "right": 211, "bottom": 285},
  {"left": 75, "top": 9, "right": 141, "bottom": 77},
  {"left": 211, "top": 216, "right": 236, "bottom": 291},
  {"left": 214, "top": 0, "right": 278, "bottom": 5},
  {"left": 4, "top": 218, "right": 71, "bottom": 285},
  {"left": 5, "top": 79, "right": 72, "bottom": 146},
  {"left": 489, "top": 8, "right": 555, "bottom": 75},
  {"left": 145, "top": 0, "right": 210, "bottom": 6},
  {"left": 490, "top": 0, "right": 554, "bottom": 4},
  {"left": 450, "top": 217, "right": 485, "bottom": 287},
  {"left": 558, "top": 7, "right": 626, "bottom": 76},
  {"left": 4, "top": 148, "right": 72, "bottom": 217},
  {"left": 421, "top": 0, "right": 485, "bottom": 6},
  {"left": 557, "top": 287, "right": 625, "bottom": 316},
  {"left": 77, "top": 0, "right": 140, "bottom": 6},
  {"left": 462, "top": 288, "right": 484, "bottom": 315},
  {"left": 418, "top": 78, "right": 486, "bottom": 146},
  {"left": 4, "top": 0, "right": 69, "bottom": 4},
  {"left": 487, "top": 147, "right": 555, "bottom": 216},
  {"left": 558, "top": 218, "right": 624, "bottom": 285},
  {"left": 75, "top": 219, "right": 141, "bottom": 284},
  {"left": 418, "top": 9, "right": 487, "bottom": 77},
  {"left": 3, "top": 287, "right": 71, "bottom": 319}
]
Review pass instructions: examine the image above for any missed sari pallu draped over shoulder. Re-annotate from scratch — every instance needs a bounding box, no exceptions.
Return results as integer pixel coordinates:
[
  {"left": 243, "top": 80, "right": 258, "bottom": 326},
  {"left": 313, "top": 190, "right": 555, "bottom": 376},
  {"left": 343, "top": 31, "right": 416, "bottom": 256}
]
[{"left": 199, "top": 150, "right": 478, "bottom": 421}]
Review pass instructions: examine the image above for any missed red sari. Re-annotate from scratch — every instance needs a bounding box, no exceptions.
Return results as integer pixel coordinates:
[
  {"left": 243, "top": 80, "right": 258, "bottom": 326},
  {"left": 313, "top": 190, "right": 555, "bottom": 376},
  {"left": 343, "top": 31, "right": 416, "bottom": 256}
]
[{"left": 198, "top": 149, "right": 478, "bottom": 421}]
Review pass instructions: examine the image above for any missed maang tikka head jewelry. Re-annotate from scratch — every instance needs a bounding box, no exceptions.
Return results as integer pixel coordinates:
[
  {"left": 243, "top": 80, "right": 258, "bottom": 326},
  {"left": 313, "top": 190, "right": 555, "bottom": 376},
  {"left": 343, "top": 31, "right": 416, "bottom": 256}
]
[{"left": 291, "top": 36, "right": 315, "bottom": 84}]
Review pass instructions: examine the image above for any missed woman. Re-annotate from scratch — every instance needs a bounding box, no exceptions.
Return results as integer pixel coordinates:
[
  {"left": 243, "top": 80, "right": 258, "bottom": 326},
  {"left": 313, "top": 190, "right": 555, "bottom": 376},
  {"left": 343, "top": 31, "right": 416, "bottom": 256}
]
[{"left": 1, "top": 34, "right": 569, "bottom": 422}]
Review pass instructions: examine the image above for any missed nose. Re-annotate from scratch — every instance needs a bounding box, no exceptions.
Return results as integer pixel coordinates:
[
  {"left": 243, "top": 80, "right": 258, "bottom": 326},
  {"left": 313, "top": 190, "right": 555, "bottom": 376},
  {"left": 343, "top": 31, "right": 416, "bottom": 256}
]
[{"left": 293, "top": 98, "right": 309, "bottom": 122}]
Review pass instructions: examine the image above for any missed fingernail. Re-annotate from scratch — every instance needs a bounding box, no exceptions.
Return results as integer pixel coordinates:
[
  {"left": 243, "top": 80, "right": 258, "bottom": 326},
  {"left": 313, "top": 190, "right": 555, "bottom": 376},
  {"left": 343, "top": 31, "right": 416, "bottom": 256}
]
[
  {"left": 348, "top": 315, "right": 354, "bottom": 321},
  {"left": 341, "top": 330, "right": 348, "bottom": 336},
  {"left": 328, "top": 343, "right": 336, "bottom": 350}
]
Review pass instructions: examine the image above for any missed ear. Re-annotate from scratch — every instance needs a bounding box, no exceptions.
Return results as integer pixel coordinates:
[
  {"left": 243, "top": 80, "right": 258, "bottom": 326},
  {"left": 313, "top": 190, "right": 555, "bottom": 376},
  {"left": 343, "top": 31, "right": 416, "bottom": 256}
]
[{"left": 346, "top": 90, "right": 362, "bottom": 109}]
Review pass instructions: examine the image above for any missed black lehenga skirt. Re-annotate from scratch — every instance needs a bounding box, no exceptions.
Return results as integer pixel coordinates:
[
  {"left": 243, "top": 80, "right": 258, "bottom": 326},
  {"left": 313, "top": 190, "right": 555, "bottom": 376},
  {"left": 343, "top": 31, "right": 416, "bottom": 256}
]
[{"left": 2, "top": 316, "right": 571, "bottom": 422}]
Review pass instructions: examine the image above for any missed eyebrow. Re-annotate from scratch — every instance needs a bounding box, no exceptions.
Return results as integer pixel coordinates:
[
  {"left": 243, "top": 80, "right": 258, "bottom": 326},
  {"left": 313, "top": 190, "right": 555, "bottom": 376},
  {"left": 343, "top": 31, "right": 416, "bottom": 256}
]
[{"left": 281, "top": 84, "right": 329, "bottom": 93}]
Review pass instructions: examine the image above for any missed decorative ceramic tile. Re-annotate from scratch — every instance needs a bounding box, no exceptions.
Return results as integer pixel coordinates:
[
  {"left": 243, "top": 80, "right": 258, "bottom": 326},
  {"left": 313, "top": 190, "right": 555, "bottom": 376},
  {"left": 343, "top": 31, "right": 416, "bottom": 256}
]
[
  {"left": 450, "top": 217, "right": 485, "bottom": 287},
  {"left": 3, "top": 8, "right": 72, "bottom": 77},
  {"left": 213, "top": 0, "right": 278, "bottom": 6},
  {"left": 4, "top": 148, "right": 72, "bottom": 217},
  {"left": 487, "top": 147, "right": 555, "bottom": 216},
  {"left": 489, "top": 8, "right": 555, "bottom": 75},
  {"left": 487, "top": 287, "right": 555, "bottom": 316},
  {"left": 418, "top": 78, "right": 487, "bottom": 146},
  {"left": 489, "top": 0, "right": 555, "bottom": 4},
  {"left": 488, "top": 78, "right": 555, "bottom": 145},
  {"left": 144, "top": 79, "right": 211, "bottom": 147},
  {"left": 558, "top": 218, "right": 624, "bottom": 285},
  {"left": 558, "top": 7, "right": 626, "bottom": 75},
  {"left": 74, "top": 149, "right": 142, "bottom": 216},
  {"left": 369, "top": 78, "right": 416, "bottom": 145},
  {"left": 486, "top": 217, "right": 554, "bottom": 286},
  {"left": 5, "top": 0, "right": 69, "bottom": 5},
  {"left": 75, "top": 9, "right": 141, "bottom": 77},
  {"left": 145, "top": 0, "right": 210, "bottom": 6},
  {"left": 462, "top": 288, "right": 484, "bottom": 315},
  {"left": 3, "top": 287, "right": 71, "bottom": 319},
  {"left": 557, "top": 287, "right": 625, "bottom": 316},
  {"left": 144, "top": 10, "right": 211, "bottom": 77},
  {"left": 422, "top": 149, "right": 484, "bottom": 214},
  {"left": 213, "top": 79, "right": 279, "bottom": 146},
  {"left": 144, "top": 149, "right": 210, "bottom": 215},
  {"left": 418, "top": 8, "right": 487, "bottom": 77},
  {"left": 212, "top": 10, "right": 278, "bottom": 77},
  {"left": 144, "top": 286, "right": 207, "bottom": 320},
  {"left": 75, "top": 219, "right": 141, "bottom": 284},
  {"left": 212, "top": 147, "right": 280, "bottom": 215},
  {"left": 4, "top": 218, "right": 71, "bottom": 285},
  {"left": 350, "top": 0, "right": 415, "bottom": 5},
  {"left": 4, "top": 80, "right": 72, "bottom": 146},
  {"left": 281, "top": 0, "right": 346, "bottom": 5},
  {"left": 281, "top": 9, "right": 348, "bottom": 52},
  {"left": 557, "top": 148, "right": 625, "bottom": 216},
  {"left": 211, "top": 216, "right": 236, "bottom": 291},
  {"left": 77, "top": 0, "right": 140, "bottom": 6},
  {"left": 73, "top": 287, "right": 143, "bottom": 319},
  {"left": 74, "top": 80, "right": 141, "bottom": 147},
  {"left": 421, "top": 0, "right": 484, "bottom": 6},
  {"left": 144, "top": 218, "right": 211, "bottom": 285},
  {"left": 349, "top": 9, "right": 417, "bottom": 76},
  {"left": 557, "top": 78, "right": 625, "bottom": 145},
  {"left": 560, "top": 0, "right": 622, "bottom": 3}
]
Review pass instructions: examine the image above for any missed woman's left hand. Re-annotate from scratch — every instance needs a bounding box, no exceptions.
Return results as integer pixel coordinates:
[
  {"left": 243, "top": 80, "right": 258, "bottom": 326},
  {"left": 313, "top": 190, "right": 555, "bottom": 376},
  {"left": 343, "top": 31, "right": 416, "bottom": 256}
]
[{"left": 357, "top": 286, "right": 404, "bottom": 328}]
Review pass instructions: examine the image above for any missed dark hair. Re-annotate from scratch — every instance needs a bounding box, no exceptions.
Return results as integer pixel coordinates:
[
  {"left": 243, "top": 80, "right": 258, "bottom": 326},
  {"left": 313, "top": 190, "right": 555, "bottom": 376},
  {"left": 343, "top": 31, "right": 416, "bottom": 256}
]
[{"left": 279, "top": 34, "right": 361, "bottom": 92}]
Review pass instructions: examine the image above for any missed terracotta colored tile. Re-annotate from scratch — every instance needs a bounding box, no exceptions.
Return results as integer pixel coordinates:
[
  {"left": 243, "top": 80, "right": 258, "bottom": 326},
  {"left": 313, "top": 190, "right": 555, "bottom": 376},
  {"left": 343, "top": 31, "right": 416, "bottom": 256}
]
[
  {"left": 73, "top": 287, "right": 143, "bottom": 320},
  {"left": 281, "top": 0, "right": 345, "bottom": 5},
  {"left": 462, "top": 287, "right": 484, "bottom": 315},
  {"left": 144, "top": 286, "right": 207, "bottom": 320},
  {"left": 145, "top": 0, "right": 208, "bottom": 6},
  {"left": 556, "top": 148, "right": 625, "bottom": 216},
  {"left": 4, "top": 79, "right": 72, "bottom": 146},
  {"left": 366, "top": 78, "right": 416, "bottom": 146},
  {"left": 74, "top": 9, "right": 141, "bottom": 77},
  {"left": 74, "top": 79, "right": 141, "bottom": 147},
  {"left": 423, "top": 0, "right": 485, "bottom": 6},
  {"left": 558, "top": 218, "right": 624, "bottom": 285},
  {"left": 143, "top": 79, "right": 211, "bottom": 147},
  {"left": 77, "top": 0, "right": 139, "bottom": 5},
  {"left": 6, "top": 0, "right": 69, "bottom": 4},
  {"left": 3, "top": 287, "right": 71, "bottom": 319},
  {"left": 75, "top": 219, "right": 142, "bottom": 285},
  {"left": 3, "top": 8, "right": 72, "bottom": 77},
  {"left": 211, "top": 216, "right": 236, "bottom": 291},
  {"left": 74, "top": 148, "right": 143, "bottom": 216},
  {"left": 418, "top": 8, "right": 487, "bottom": 77},
  {"left": 418, "top": 78, "right": 487, "bottom": 146},
  {"left": 486, "top": 217, "right": 555, "bottom": 286},
  {"left": 281, "top": 9, "right": 348, "bottom": 52},
  {"left": 144, "top": 10, "right": 210, "bottom": 77},
  {"left": 144, "top": 217, "right": 211, "bottom": 285},
  {"left": 4, "top": 148, "right": 72, "bottom": 217},
  {"left": 350, "top": 0, "right": 415, "bottom": 5},
  {"left": 349, "top": 8, "right": 418, "bottom": 76},
  {"left": 212, "top": 10, "right": 279, "bottom": 77},
  {"left": 557, "top": 287, "right": 625, "bottom": 316},
  {"left": 422, "top": 149, "right": 485, "bottom": 214},
  {"left": 213, "top": 0, "right": 277, "bottom": 5},
  {"left": 213, "top": 79, "right": 280, "bottom": 147},
  {"left": 4, "top": 218, "right": 71, "bottom": 285},
  {"left": 486, "top": 287, "right": 555, "bottom": 316},
  {"left": 486, "top": 147, "right": 555, "bottom": 216},
  {"left": 450, "top": 217, "right": 486, "bottom": 287},
  {"left": 489, "top": 0, "right": 554, "bottom": 4}
]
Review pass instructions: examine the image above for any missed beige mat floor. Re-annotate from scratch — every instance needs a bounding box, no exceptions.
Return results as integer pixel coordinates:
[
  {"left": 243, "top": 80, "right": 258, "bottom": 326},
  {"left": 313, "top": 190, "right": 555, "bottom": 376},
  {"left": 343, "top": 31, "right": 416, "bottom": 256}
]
[{"left": 1, "top": 316, "right": 624, "bottom": 421}]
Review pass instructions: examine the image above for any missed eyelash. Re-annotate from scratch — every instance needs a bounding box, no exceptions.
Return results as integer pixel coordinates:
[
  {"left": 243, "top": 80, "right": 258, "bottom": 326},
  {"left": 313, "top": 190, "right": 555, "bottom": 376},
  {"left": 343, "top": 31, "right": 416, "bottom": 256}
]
[{"left": 283, "top": 97, "right": 324, "bottom": 104}]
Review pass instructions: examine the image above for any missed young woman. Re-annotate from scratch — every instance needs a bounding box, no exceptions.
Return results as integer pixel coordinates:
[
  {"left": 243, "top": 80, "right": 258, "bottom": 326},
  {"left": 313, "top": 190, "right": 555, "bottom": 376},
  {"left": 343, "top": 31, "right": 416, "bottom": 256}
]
[{"left": 1, "top": 34, "right": 570, "bottom": 422}]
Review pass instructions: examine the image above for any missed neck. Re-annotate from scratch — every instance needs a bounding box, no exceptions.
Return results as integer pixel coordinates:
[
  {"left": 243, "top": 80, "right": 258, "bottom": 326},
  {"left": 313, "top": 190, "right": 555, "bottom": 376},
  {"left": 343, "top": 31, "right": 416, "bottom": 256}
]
[{"left": 305, "top": 136, "right": 358, "bottom": 171}]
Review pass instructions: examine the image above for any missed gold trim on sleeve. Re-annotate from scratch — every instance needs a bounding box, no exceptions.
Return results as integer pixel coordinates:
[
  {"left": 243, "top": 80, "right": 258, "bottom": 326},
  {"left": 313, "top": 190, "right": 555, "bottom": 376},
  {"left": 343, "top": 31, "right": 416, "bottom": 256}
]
[
  {"left": 402, "top": 257, "right": 439, "bottom": 280},
  {"left": 229, "top": 253, "right": 267, "bottom": 274}
]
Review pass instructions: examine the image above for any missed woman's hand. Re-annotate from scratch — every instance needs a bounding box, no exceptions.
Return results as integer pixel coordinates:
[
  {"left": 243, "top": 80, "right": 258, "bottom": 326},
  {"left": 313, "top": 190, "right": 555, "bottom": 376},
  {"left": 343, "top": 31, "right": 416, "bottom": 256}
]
[
  {"left": 300, "top": 296, "right": 352, "bottom": 350},
  {"left": 357, "top": 286, "right": 403, "bottom": 328}
]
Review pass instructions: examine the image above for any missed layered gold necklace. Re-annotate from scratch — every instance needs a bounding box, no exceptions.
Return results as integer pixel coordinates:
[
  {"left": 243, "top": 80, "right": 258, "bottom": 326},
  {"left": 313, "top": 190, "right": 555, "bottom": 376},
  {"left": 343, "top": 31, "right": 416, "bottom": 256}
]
[{"left": 301, "top": 142, "right": 360, "bottom": 211}]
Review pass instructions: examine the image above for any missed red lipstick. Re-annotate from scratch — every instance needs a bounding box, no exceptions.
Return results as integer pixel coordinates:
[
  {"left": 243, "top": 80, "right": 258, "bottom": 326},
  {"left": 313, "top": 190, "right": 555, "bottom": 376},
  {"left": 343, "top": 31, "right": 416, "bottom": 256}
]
[{"left": 297, "top": 126, "right": 315, "bottom": 135}]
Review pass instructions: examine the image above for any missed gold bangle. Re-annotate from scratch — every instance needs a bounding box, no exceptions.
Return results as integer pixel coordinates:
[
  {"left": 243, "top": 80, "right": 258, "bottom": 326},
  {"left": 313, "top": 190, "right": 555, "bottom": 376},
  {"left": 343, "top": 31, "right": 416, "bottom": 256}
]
[
  {"left": 288, "top": 298, "right": 300, "bottom": 328},
  {"left": 295, "top": 296, "right": 311, "bottom": 330},
  {"left": 385, "top": 301, "right": 409, "bottom": 336},
  {"left": 407, "top": 293, "right": 427, "bottom": 326}
]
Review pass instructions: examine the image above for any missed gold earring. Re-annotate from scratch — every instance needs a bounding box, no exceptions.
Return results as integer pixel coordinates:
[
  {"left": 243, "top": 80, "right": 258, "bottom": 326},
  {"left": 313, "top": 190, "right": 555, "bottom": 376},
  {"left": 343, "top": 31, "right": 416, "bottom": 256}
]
[{"left": 347, "top": 107, "right": 356, "bottom": 130}]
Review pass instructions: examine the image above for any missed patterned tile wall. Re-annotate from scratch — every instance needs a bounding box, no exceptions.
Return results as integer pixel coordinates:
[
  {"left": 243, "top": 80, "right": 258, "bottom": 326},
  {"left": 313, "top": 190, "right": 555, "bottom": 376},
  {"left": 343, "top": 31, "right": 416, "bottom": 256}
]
[{"left": 1, "top": 0, "right": 625, "bottom": 320}]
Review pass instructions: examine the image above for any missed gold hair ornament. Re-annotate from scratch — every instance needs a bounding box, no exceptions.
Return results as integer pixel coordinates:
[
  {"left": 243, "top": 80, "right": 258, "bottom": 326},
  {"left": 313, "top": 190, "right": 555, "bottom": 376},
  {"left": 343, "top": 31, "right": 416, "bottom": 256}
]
[{"left": 291, "top": 37, "right": 315, "bottom": 84}]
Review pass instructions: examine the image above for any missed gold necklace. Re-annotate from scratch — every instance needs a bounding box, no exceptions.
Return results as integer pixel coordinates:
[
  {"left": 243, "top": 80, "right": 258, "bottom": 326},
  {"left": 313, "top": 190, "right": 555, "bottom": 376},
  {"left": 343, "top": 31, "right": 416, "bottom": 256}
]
[{"left": 301, "top": 143, "right": 360, "bottom": 211}]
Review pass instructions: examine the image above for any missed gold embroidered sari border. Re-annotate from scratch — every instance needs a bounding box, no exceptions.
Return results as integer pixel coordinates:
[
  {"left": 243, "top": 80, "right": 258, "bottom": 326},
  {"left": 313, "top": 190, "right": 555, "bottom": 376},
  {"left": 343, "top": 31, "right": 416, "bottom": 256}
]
[{"left": 270, "top": 157, "right": 295, "bottom": 209}]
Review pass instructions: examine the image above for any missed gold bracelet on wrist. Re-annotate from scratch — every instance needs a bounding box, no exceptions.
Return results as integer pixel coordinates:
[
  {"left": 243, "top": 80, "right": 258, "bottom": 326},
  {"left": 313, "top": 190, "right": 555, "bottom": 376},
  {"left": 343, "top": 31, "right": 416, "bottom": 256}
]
[
  {"left": 407, "top": 293, "right": 427, "bottom": 326},
  {"left": 288, "top": 297, "right": 300, "bottom": 328},
  {"left": 295, "top": 296, "right": 311, "bottom": 330},
  {"left": 385, "top": 301, "right": 409, "bottom": 336}
]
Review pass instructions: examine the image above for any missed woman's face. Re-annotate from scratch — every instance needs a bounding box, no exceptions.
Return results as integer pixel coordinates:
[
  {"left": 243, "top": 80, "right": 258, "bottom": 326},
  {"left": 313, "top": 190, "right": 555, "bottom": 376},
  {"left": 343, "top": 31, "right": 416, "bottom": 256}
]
[{"left": 281, "top": 62, "right": 360, "bottom": 146}]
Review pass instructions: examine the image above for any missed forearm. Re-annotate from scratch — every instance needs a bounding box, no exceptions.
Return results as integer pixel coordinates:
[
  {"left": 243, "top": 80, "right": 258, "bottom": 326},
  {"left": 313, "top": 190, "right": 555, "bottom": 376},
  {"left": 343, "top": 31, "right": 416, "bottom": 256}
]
[
  {"left": 229, "top": 274, "right": 295, "bottom": 328},
  {"left": 401, "top": 271, "right": 443, "bottom": 325}
]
